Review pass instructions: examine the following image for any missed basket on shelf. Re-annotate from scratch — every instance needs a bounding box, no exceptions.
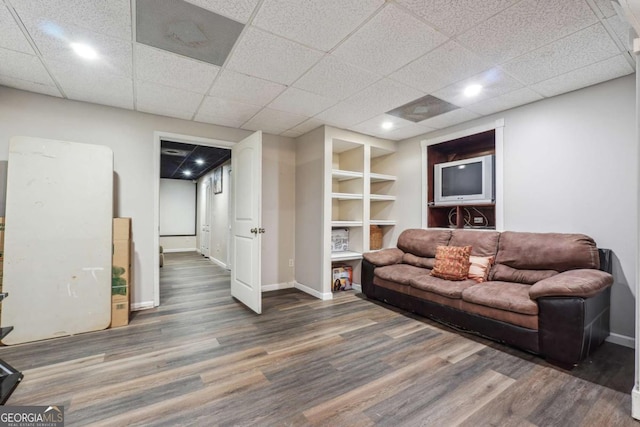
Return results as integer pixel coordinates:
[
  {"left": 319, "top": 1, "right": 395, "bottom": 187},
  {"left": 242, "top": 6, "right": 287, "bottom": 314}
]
[{"left": 370, "top": 225, "right": 382, "bottom": 250}]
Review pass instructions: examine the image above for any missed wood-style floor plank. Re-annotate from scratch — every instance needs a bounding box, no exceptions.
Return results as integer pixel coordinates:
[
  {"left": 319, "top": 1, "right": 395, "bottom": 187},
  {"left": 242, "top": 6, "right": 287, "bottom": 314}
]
[{"left": 0, "top": 251, "right": 634, "bottom": 426}]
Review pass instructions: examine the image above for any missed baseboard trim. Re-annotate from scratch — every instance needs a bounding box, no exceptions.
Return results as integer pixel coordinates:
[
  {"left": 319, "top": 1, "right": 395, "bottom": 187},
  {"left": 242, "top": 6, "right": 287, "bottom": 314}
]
[
  {"left": 163, "top": 248, "right": 198, "bottom": 253},
  {"left": 605, "top": 333, "right": 635, "bottom": 349},
  {"left": 131, "top": 301, "right": 155, "bottom": 311},
  {"left": 633, "top": 387, "right": 640, "bottom": 420},
  {"left": 351, "top": 283, "right": 362, "bottom": 292},
  {"left": 209, "top": 256, "right": 229, "bottom": 269},
  {"left": 262, "top": 282, "right": 295, "bottom": 292},
  {"left": 294, "top": 281, "right": 333, "bottom": 300}
]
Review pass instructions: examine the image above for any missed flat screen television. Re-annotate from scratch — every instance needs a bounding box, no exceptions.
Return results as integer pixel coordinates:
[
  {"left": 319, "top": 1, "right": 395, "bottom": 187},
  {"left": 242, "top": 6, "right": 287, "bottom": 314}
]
[{"left": 433, "top": 154, "right": 494, "bottom": 206}]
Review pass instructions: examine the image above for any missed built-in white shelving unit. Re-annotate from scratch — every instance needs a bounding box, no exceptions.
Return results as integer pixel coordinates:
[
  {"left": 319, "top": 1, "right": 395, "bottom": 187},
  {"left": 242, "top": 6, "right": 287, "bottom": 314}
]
[{"left": 294, "top": 126, "right": 397, "bottom": 299}]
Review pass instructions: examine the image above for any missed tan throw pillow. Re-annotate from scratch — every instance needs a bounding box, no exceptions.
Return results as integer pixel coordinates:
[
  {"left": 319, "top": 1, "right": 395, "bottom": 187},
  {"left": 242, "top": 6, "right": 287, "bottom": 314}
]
[
  {"left": 431, "top": 245, "right": 472, "bottom": 281},
  {"left": 468, "top": 255, "right": 494, "bottom": 283}
]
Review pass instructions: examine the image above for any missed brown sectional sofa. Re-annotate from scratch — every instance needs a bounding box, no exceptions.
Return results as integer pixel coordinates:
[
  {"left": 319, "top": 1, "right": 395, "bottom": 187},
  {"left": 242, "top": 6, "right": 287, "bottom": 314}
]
[{"left": 362, "top": 228, "right": 613, "bottom": 367}]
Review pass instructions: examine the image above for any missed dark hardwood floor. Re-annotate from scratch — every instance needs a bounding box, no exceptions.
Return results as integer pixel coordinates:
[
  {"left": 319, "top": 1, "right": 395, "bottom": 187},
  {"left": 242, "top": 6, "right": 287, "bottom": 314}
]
[{"left": 1, "top": 251, "right": 635, "bottom": 426}]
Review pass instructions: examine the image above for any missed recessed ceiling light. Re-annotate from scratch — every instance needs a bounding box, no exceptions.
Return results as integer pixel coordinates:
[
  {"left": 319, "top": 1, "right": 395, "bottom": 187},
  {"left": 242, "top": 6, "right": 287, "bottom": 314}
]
[
  {"left": 381, "top": 121, "right": 393, "bottom": 130},
  {"left": 195, "top": 158, "right": 204, "bottom": 165},
  {"left": 464, "top": 84, "right": 483, "bottom": 97},
  {"left": 70, "top": 42, "right": 98, "bottom": 60},
  {"left": 183, "top": 170, "right": 192, "bottom": 177}
]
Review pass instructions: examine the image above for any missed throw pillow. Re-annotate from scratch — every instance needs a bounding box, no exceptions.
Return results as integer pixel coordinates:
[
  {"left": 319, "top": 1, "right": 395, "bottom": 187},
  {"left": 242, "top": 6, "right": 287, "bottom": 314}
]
[
  {"left": 431, "top": 245, "right": 472, "bottom": 281},
  {"left": 468, "top": 255, "right": 494, "bottom": 283}
]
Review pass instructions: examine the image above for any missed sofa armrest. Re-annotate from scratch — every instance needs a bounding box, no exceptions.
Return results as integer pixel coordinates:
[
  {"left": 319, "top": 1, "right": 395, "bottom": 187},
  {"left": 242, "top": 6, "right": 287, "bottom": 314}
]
[
  {"left": 363, "top": 248, "right": 404, "bottom": 267},
  {"left": 529, "top": 269, "right": 613, "bottom": 300}
]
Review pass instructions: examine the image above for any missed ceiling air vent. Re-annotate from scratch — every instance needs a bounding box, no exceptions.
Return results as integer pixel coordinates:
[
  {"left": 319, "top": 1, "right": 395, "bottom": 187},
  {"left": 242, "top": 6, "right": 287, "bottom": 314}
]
[
  {"left": 386, "top": 94, "right": 459, "bottom": 122},
  {"left": 136, "top": 0, "right": 244, "bottom": 66}
]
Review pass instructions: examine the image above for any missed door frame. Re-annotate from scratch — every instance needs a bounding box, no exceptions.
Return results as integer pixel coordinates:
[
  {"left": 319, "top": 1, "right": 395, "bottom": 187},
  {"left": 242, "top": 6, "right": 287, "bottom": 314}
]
[{"left": 153, "top": 131, "right": 234, "bottom": 307}]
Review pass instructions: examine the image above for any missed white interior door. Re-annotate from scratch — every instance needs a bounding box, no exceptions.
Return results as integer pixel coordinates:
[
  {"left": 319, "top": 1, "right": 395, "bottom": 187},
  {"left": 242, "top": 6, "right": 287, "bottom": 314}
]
[
  {"left": 231, "top": 131, "right": 262, "bottom": 314},
  {"left": 201, "top": 180, "right": 211, "bottom": 257}
]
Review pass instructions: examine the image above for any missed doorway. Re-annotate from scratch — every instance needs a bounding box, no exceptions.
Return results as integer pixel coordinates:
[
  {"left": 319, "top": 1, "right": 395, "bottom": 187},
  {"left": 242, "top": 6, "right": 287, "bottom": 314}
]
[{"left": 153, "top": 132, "right": 234, "bottom": 307}]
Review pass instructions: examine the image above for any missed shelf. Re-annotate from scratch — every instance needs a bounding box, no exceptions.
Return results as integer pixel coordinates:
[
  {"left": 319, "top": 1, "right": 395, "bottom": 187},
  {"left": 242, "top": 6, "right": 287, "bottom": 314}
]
[
  {"left": 370, "top": 194, "right": 396, "bottom": 202},
  {"left": 332, "top": 221, "right": 363, "bottom": 227},
  {"left": 332, "top": 192, "right": 363, "bottom": 200},
  {"left": 332, "top": 169, "right": 364, "bottom": 181},
  {"left": 331, "top": 251, "right": 363, "bottom": 261},
  {"left": 370, "top": 173, "right": 397, "bottom": 183},
  {"left": 429, "top": 202, "right": 495, "bottom": 209},
  {"left": 370, "top": 219, "right": 396, "bottom": 226}
]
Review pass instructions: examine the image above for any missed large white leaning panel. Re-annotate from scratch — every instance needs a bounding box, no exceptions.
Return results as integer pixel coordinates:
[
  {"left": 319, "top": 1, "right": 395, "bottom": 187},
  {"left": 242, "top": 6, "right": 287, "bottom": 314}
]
[{"left": 2, "top": 136, "right": 113, "bottom": 345}]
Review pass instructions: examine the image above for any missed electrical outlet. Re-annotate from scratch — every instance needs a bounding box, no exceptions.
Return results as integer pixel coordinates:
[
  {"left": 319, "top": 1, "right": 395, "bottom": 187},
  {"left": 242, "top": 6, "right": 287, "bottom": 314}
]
[{"left": 289, "top": 259, "right": 294, "bottom": 267}]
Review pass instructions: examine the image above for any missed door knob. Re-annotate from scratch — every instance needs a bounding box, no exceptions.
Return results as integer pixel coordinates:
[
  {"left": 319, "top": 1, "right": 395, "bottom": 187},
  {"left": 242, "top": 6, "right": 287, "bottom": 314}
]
[{"left": 250, "top": 228, "right": 258, "bottom": 234}]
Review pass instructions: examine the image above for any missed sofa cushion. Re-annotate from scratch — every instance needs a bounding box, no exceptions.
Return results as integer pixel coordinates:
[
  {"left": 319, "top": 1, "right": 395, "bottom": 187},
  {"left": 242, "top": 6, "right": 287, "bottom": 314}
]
[
  {"left": 397, "top": 229, "right": 451, "bottom": 258},
  {"left": 373, "top": 276, "right": 411, "bottom": 294},
  {"left": 490, "top": 264, "right": 558, "bottom": 285},
  {"left": 460, "top": 301, "right": 538, "bottom": 330},
  {"left": 468, "top": 255, "right": 494, "bottom": 283},
  {"left": 529, "top": 269, "right": 613, "bottom": 299},
  {"left": 363, "top": 248, "right": 404, "bottom": 266},
  {"left": 462, "top": 281, "right": 538, "bottom": 315},
  {"left": 431, "top": 245, "right": 472, "bottom": 281},
  {"left": 374, "top": 264, "right": 428, "bottom": 285},
  {"left": 410, "top": 275, "right": 477, "bottom": 299},
  {"left": 495, "top": 231, "right": 600, "bottom": 272},
  {"left": 402, "top": 253, "right": 435, "bottom": 269},
  {"left": 450, "top": 229, "right": 500, "bottom": 257}
]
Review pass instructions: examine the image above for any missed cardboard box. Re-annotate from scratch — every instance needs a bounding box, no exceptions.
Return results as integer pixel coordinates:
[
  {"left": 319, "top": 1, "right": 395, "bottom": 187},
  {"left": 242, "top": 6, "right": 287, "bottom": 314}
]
[
  {"left": 113, "top": 218, "right": 131, "bottom": 241},
  {"left": 110, "top": 301, "right": 129, "bottom": 328},
  {"left": 331, "top": 228, "right": 349, "bottom": 252},
  {"left": 332, "top": 265, "right": 353, "bottom": 291},
  {"left": 112, "top": 239, "right": 131, "bottom": 304}
]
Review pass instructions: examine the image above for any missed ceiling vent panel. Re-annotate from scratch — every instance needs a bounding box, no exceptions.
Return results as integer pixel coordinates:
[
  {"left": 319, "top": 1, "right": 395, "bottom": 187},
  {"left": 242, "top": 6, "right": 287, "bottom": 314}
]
[
  {"left": 385, "top": 94, "right": 459, "bottom": 122},
  {"left": 136, "top": 0, "right": 244, "bottom": 66}
]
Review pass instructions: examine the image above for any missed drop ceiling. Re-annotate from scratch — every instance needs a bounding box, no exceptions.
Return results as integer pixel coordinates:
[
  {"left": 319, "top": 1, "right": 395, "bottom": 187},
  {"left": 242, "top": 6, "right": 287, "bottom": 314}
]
[
  {"left": 0, "top": 0, "right": 635, "bottom": 141},
  {"left": 160, "top": 140, "right": 230, "bottom": 180}
]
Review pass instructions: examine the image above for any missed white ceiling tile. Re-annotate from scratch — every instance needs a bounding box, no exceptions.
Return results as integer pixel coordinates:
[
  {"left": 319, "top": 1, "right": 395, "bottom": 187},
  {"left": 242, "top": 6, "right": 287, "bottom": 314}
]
[
  {"left": 268, "top": 87, "right": 336, "bottom": 117},
  {"left": 396, "top": 0, "right": 520, "bottom": 37},
  {"left": 288, "top": 118, "right": 324, "bottom": 135},
  {"left": 137, "top": 81, "right": 203, "bottom": 117},
  {"left": 343, "top": 78, "right": 425, "bottom": 119},
  {"left": 293, "top": 55, "right": 380, "bottom": 100},
  {"left": 209, "top": 69, "right": 286, "bottom": 106},
  {"left": 10, "top": 0, "right": 131, "bottom": 41},
  {"left": 135, "top": 44, "right": 219, "bottom": 94},
  {"left": 466, "top": 88, "right": 543, "bottom": 116},
  {"left": 29, "top": 23, "right": 133, "bottom": 77},
  {"left": 194, "top": 114, "right": 246, "bottom": 129},
  {"left": 457, "top": 0, "right": 598, "bottom": 63},
  {"left": 332, "top": 4, "right": 448, "bottom": 76},
  {"left": 418, "top": 108, "right": 480, "bottom": 130},
  {"left": 0, "top": 75, "right": 62, "bottom": 98},
  {"left": 592, "top": 0, "right": 617, "bottom": 18},
  {"left": 226, "top": 27, "right": 323, "bottom": 85},
  {"left": 607, "top": 13, "right": 634, "bottom": 51},
  {"left": 384, "top": 123, "right": 436, "bottom": 140},
  {"left": 501, "top": 24, "right": 621, "bottom": 85},
  {"left": 432, "top": 67, "right": 524, "bottom": 107},
  {"left": 530, "top": 55, "right": 634, "bottom": 97},
  {"left": 390, "top": 40, "right": 493, "bottom": 94},
  {"left": 0, "top": 3, "right": 34, "bottom": 53},
  {"left": 0, "top": 48, "right": 55, "bottom": 86},
  {"left": 137, "top": 105, "right": 193, "bottom": 121},
  {"left": 313, "top": 101, "right": 377, "bottom": 128},
  {"left": 184, "top": 0, "right": 260, "bottom": 23},
  {"left": 196, "top": 96, "right": 261, "bottom": 122},
  {"left": 349, "top": 114, "right": 415, "bottom": 137},
  {"left": 243, "top": 108, "right": 308, "bottom": 134},
  {"left": 253, "top": 0, "right": 384, "bottom": 52},
  {"left": 47, "top": 59, "right": 133, "bottom": 109},
  {"left": 281, "top": 130, "right": 303, "bottom": 138}
]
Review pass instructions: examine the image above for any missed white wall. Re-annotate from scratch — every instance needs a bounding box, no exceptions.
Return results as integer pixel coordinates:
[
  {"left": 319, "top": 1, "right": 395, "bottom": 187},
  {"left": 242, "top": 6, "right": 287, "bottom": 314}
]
[
  {"left": 397, "top": 74, "right": 637, "bottom": 340},
  {"left": 198, "top": 160, "right": 231, "bottom": 267},
  {"left": 159, "top": 236, "right": 196, "bottom": 252},
  {"left": 159, "top": 178, "right": 196, "bottom": 236},
  {"left": 0, "top": 86, "right": 296, "bottom": 307}
]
